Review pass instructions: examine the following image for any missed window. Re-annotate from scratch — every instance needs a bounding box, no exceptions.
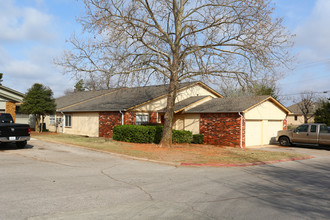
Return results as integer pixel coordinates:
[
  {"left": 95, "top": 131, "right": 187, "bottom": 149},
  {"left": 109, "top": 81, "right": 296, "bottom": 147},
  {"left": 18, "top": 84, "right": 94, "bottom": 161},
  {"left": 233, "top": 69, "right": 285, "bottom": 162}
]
[
  {"left": 56, "top": 118, "right": 62, "bottom": 124},
  {"left": 65, "top": 115, "right": 72, "bottom": 127},
  {"left": 136, "top": 113, "right": 149, "bottom": 125},
  {"left": 296, "top": 125, "right": 309, "bottom": 133},
  {"left": 294, "top": 115, "right": 298, "bottom": 121},
  {"left": 310, "top": 125, "right": 317, "bottom": 133},
  {"left": 320, "top": 125, "right": 329, "bottom": 133},
  {"left": 49, "top": 115, "right": 55, "bottom": 125}
]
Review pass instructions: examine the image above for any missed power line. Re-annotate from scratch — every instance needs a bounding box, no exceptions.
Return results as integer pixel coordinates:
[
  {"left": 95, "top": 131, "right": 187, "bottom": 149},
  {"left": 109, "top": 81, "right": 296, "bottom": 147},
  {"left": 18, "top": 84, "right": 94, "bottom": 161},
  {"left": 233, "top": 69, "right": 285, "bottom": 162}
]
[{"left": 278, "top": 90, "right": 330, "bottom": 97}]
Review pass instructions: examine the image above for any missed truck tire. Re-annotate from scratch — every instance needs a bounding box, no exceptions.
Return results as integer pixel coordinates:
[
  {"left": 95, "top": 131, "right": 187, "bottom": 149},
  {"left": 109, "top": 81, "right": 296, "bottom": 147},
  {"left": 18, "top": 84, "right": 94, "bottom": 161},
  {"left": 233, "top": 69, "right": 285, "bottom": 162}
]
[
  {"left": 16, "top": 141, "right": 27, "bottom": 149},
  {"left": 279, "top": 137, "right": 290, "bottom": 146}
]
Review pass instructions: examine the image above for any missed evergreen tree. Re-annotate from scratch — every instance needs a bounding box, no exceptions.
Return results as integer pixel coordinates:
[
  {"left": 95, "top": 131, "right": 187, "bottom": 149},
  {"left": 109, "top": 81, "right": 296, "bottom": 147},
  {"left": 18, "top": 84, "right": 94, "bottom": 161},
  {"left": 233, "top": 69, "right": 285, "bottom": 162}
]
[
  {"left": 74, "top": 79, "right": 85, "bottom": 92},
  {"left": 20, "top": 84, "right": 56, "bottom": 132},
  {"left": 314, "top": 101, "right": 330, "bottom": 125}
]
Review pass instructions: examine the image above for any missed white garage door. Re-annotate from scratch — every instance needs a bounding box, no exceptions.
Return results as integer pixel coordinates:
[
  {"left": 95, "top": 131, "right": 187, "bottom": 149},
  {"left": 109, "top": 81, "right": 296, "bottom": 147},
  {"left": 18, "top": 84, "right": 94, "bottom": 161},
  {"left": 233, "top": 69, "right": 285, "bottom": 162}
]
[
  {"left": 245, "top": 120, "right": 262, "bottom": 147},
  {"left": 246, "top": 120, "right": 283, "bottom": 147},
  {"left": 268, "top": 121, "right": 283, "bottom": 144}
]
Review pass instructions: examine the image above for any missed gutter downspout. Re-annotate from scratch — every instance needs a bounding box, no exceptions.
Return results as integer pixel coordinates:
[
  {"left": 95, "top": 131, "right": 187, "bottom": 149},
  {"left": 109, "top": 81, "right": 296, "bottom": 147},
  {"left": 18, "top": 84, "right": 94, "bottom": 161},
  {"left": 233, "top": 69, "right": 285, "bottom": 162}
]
[
  {"left": 119, "top": 110, "right": 124, "bottom": 125},
  {"left": 238, "top": 112, "right": 244, "bottom": 149},
  {"left": 156, "top": 112, "right": 159, "bottom": 123}
]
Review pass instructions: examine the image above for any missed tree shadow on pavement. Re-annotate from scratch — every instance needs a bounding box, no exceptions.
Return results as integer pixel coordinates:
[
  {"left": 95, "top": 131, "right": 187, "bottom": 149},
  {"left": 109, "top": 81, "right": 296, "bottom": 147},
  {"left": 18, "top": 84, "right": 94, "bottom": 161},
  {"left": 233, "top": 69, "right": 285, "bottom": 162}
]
[{"left": 238, "top": 160, "right": 330, "bottom": 219}]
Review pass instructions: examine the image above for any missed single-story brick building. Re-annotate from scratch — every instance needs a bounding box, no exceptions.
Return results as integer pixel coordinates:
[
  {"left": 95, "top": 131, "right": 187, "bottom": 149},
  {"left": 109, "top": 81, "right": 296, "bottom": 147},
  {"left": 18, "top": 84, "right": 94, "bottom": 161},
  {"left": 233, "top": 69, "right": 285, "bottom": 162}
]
[{"left": 46, "top": 81, "right": 289, "bottom": 147}]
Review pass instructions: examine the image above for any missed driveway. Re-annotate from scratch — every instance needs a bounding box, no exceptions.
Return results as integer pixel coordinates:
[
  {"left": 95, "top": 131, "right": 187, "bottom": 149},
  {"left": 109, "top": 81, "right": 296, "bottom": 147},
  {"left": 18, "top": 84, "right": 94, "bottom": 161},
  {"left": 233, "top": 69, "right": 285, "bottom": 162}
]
[{"left": 1, "top": 139, "right": 330, "bottom": 220}]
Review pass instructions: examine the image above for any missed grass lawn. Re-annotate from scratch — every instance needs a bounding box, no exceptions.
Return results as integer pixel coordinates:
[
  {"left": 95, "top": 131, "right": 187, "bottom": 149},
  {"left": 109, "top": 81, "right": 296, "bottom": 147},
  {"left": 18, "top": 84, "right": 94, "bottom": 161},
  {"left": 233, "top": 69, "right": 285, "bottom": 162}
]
[{"left": 32, "top": 132, "right": 309, "bottom": 165}]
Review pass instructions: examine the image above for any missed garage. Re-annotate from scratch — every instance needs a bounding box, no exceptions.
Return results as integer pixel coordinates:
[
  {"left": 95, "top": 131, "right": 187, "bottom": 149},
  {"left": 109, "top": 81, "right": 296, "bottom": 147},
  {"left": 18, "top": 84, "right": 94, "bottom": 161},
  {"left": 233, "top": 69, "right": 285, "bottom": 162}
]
[
  {"left": 244, "top": 99, "right": 288, "bottom": 147},
  {"left": 245, "top": 120, "right": 284, "bottom": 147},
  {"left": 185, "top": 95, "right": 290, "bottom": 147}
]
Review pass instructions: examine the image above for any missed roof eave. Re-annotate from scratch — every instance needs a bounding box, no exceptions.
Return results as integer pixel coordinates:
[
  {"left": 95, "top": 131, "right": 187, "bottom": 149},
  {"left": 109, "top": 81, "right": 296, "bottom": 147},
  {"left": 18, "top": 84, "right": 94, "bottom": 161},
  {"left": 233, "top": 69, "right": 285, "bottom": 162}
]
[{"left": 243, "top": 96, "right": 291, "bottom": 114}]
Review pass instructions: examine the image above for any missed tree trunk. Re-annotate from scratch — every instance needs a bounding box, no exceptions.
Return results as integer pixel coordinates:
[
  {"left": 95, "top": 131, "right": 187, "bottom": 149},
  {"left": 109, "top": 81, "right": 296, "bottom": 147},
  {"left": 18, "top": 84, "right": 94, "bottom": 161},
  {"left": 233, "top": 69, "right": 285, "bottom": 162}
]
[
  {"left": 41, "top": 115, "right": 45, "bottom": 133},
  {"left": 159, "top": 77, "right": 178, "bottom": 147},
  {"left": 35, "top": 115, "right": 40, "bottom": 133},
  {"left": 304, "top": 114, "right": 308, "bottom": 123}
]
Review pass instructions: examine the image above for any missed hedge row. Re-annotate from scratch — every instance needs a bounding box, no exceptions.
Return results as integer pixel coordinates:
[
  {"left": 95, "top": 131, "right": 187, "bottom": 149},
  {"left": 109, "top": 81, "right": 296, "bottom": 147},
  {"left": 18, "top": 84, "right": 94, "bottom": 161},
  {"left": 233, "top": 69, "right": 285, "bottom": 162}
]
[{"left": 113, "top": 125, "right": 200, "bottom": 144}]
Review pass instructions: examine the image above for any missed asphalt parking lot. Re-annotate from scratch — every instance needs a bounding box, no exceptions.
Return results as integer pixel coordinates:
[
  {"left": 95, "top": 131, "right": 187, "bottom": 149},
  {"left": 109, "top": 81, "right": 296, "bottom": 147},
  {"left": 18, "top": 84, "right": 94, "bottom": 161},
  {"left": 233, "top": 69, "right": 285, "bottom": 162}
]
[{"left": 1, "top": 139, "right": 330, "bottom": 220}]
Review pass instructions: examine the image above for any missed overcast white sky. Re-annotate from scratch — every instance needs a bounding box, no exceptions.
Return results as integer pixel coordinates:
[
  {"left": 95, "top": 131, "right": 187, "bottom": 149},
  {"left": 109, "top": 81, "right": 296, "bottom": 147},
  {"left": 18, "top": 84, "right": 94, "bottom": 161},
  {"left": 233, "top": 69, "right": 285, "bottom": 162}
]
[{"left": 1, "top": 0, "right": 330, "bottom": 104}]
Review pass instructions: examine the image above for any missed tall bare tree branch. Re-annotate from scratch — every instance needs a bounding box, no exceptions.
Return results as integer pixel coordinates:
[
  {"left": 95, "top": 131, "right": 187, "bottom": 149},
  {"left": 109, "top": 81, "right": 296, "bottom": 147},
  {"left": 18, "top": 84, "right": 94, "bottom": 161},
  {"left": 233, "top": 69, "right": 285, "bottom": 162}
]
[{"left": 55, "top": 0, "right": 294, "bottom": 146}]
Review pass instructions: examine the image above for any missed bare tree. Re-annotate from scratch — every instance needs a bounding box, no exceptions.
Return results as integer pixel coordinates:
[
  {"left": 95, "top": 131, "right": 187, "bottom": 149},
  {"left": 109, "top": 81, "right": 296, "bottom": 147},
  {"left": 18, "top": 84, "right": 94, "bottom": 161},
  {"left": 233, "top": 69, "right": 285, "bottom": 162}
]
[
  {"left": 296, "top": 92, "right": 316, "bottom": 123},
  {"left": 56, "top": 0, "right": 294, "bottom": 147}
]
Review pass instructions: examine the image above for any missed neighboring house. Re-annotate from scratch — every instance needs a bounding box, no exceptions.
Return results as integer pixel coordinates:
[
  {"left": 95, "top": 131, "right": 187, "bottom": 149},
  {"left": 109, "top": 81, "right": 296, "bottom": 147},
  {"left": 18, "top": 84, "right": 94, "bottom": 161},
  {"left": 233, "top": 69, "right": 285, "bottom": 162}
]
[
  {"left": 287, "top": 102, "right": 315, "bottom": 127},
  {"left": 0, "top": 85, "right": 35, "bottom": 127},
  {"left": 46, "top": 81, "right": 290, "bottom": 147}
]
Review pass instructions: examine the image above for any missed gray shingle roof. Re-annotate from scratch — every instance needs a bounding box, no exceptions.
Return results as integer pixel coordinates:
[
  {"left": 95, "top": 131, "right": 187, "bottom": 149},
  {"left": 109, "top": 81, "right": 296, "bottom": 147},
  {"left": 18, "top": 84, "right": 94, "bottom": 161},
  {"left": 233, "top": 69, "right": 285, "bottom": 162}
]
[
  {"left": 57, "top": 81, "right": 198, "bottom": 112},
  {"left": 186, "top": 96, "right": 271, "bottom": 113},
  {"left": 56, "top": 89, "right": 118, "bottom": 110},
  {"left": 287, "top": 102, "right": 316, "bottom": 114},
  {"left": 159, "top": 96, "right": 210, "bottom": 113}
]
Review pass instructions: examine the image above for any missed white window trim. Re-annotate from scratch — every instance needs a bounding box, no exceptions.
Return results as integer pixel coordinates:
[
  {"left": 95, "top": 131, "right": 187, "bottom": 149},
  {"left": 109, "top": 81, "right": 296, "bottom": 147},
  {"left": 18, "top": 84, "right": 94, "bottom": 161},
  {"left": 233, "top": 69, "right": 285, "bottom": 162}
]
[
  {"left": 49, "top": 115, "right": 56, "bottom": 125},
  {"left": 136, "top": 113, "right": 149, "bottom": 125},
  {"left": 65, "top": 114, "right": 72, "bottom": 127}
]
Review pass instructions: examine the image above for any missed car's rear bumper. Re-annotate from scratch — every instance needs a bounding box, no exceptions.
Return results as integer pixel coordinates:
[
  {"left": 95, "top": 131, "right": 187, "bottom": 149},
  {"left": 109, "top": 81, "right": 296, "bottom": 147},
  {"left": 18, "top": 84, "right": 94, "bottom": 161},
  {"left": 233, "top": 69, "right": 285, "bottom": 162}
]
[{"left": 0, "top": 136, "right": 30, "bottom": 142}]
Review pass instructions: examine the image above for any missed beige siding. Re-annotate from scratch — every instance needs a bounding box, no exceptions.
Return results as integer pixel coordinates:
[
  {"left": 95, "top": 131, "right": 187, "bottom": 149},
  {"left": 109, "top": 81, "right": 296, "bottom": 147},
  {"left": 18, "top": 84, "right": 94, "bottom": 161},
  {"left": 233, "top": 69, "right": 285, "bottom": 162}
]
[
  {"left": 45, "top": 113, "right": 99, "bottom": 137},
  {"left": 64, "top": 112, "right": 99, "bottom": 137},
  {"left": 287, "top": 115, "right": 314, "bottom": 127},
  {"left": 135, "top": 85, "right": 218, "bottom": 111},
  {"left": 173, "top": 115, "right": 184, "bottom": 130},
  {"left": 0, "top": 101, "right": 6, "bottom": 111},
  {"left": 245, "top": 100, "right": 286, "bottom": 120},
  {"left": 184, "top": 114, "right": 200, "bottom": 134},
  {"left": 44, "top": 114, "right": 62, "bottom": 132},
  {"left": 173, "top": 114, "right": 200, "bottom": 134}
]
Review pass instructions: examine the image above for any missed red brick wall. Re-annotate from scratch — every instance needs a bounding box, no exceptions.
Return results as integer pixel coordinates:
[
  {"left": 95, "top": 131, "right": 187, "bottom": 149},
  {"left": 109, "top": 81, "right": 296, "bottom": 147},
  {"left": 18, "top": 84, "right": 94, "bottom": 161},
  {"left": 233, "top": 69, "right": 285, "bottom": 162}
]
[
  {"left": 6, "top": 102, "right": 16, "bottom": 122},
  {"left": 99, "top": 111, "right": 157, "bottom": 137},
  {"left": 99, "top": 112, "right": 122, "bottom": 137},
  {"left": 200, "top": 113, "right": 244, "bottom": 147},
  {"left": 149, "top": 112, "right": 158, "bottom": 123},
  {"left": 124, "top": 112, "right": 136, "bottom": 125},
  {"left": 283, "top": 117, "right": 287, "bottom": 130}
]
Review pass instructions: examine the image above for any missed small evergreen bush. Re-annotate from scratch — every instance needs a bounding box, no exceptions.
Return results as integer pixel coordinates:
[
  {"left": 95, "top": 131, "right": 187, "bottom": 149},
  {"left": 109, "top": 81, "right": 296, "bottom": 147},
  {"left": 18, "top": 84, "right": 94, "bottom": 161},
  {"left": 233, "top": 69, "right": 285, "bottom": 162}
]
[
  {"left": 113, "top": 125, "right": 192, "bottom": 144},
  {"left": 113, "top": 125, "right": 163, "bottom": 143},
  {"left": 192, "top": 134, "right": 204, "bottom": 144},
  {"left": 172, "top": 129, "right": 192, "bottom": 144}
]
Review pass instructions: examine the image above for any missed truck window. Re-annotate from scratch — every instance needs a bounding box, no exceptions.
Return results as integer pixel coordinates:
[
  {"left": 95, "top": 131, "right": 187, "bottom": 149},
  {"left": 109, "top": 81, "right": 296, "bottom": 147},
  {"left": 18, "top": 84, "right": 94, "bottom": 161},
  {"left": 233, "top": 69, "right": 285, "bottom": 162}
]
[
  {"left": 0, "top": 113, "right": 13, "bottom": 123},
  {"left": 310, "top": 125, "right": 317, "bottom": 133},
  {"left": 296, "top": 125, "right": 309, "bottom": 133},
  {"left": 320, "top": 125, "right": 329, "bottom": 133}
]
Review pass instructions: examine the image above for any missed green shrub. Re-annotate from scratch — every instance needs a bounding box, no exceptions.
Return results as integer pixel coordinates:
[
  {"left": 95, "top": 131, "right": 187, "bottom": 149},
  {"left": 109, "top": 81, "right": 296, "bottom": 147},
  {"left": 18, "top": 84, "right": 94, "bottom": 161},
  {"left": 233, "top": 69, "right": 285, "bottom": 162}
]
[
  {"left": 113, "top": 125, "right": 163, "bottom": 143},
  {"left": 113, "top": 125, "right": 192, "bottom": 144},
  {"left": 172, "top": 129, "right": 192, "bottom": 144},
  {"left": 192, "top": 134, "right": 204, "bottom": 144}
]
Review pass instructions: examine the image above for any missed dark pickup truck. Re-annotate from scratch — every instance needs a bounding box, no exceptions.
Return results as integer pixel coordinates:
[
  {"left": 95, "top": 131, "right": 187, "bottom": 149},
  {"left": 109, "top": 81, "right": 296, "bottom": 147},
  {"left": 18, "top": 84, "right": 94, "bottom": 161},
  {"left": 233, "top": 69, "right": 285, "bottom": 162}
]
[{"left": 0, "top": 113, "right": 30, "bottom": 148}]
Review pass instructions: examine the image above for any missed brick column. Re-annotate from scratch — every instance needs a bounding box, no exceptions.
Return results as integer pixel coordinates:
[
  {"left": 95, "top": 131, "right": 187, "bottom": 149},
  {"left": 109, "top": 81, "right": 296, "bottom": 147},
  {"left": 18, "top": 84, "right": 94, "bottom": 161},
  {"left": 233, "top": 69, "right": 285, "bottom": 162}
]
[{"left": 6, "top": 102, "right": 16, "bottom": 122}]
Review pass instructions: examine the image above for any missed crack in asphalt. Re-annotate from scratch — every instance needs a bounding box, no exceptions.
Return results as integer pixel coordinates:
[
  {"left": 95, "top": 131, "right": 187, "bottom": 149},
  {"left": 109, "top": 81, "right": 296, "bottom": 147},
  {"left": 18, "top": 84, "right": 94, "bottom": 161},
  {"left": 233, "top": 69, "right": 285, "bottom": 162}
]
[
  {"left": 188, "top": 204, "right": 218, "bottom": 220},
  {"left": 101, "top": 166, "right": 154, "bottom": 201}
]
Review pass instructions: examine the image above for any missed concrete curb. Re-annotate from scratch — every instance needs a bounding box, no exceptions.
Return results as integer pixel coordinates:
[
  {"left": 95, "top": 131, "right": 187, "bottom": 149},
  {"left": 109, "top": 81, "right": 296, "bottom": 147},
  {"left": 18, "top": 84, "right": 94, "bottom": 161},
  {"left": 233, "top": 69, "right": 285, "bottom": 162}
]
[
  {"left": 31, "top": 138, "right": 314, "bottom": 168},
  {"left": 180, "top": 156, "right": 315, "bottom": 167}
]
